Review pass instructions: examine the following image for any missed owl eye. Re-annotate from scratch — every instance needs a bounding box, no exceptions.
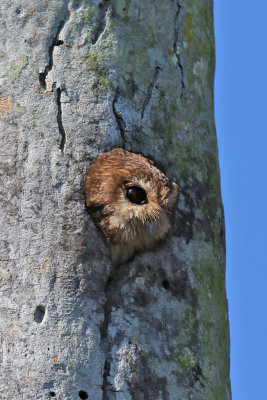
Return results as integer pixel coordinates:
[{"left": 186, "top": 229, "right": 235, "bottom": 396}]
[{"left": 126, "top": 186, "right": 148, "bottom": 205}]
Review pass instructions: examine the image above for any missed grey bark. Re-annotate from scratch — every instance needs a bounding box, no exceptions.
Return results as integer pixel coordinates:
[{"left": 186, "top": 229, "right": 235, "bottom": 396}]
[{"left": 0, "top": 1, "right": 231, "bottom": 399}]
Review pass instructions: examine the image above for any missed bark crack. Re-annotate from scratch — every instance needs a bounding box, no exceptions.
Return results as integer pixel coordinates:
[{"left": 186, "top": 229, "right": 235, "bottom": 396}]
[
  {"left": 176, "top": 54, "right": 185, "bottom": 98},
  {"left": 56, "top": 88, "right": 66, "bottom": 152},
  {"left": 100, "top": 272, "right": 117, "bottom": 399},
  {"left": 173, "top": 3, "right": 185, "bottom": 98},
  {"left": 141, "top": 66, "right": 160, "bottom": 119},
  {"left": 112, "top": 88, "right": 126, "bottom": 149},
  {"left": 39, "top": 12, "right": 70, "bottom": 151},
  {"left": 92, "top": 1, "right": 112, "bottom": 45},
  {"left": 39, "top": 17, "right": 69, "bottom": 89}
]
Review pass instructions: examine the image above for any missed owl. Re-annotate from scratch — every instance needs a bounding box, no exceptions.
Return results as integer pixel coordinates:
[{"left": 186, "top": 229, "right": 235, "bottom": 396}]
[{"left": 84, "top": 148, "right": 178, "bottom": 265}]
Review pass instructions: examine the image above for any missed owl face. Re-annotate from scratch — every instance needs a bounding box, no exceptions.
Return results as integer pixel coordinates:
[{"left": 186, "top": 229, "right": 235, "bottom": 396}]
[{"left": 84, "top": 148, "right": 178, "bottom": 265}]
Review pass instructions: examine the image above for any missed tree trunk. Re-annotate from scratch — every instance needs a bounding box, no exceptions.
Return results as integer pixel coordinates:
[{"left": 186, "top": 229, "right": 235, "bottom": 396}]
[{"left": 0, "top": 1, "right": 231, "bottom": 399}]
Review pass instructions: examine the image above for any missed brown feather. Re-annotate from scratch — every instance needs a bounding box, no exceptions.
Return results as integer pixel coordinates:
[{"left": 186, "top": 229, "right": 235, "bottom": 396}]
[{"left": 84, "top": 148, "right": 178, "bottom": 265}]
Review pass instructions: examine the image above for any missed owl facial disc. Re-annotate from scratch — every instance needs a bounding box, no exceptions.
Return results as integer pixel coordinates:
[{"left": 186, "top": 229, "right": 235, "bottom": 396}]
[
  {"left": 84, "top": 148, "right": 178, "bottom": 265},
  {"left": 146, "top": 220, "right": 158, "bottom": 235}
]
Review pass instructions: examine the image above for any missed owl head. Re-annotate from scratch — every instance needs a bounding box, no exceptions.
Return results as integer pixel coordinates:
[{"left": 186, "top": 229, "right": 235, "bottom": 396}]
[{"left": 84, "top": 148, "right": 178, "bottom": 265}]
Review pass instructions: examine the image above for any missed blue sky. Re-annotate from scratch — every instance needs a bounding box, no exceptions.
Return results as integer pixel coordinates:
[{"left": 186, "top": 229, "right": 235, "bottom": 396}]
[{"left": 214, "top": 1, "right": 267, "bottom": 399}]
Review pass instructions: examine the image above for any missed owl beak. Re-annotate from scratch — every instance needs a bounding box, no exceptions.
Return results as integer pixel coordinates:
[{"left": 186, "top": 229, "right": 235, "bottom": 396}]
[{"left": 146, "top": 220, "right": 158, "bottom": 235}]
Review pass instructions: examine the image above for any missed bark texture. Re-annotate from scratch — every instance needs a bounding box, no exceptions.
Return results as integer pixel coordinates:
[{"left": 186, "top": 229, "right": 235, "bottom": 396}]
[{"left": 0, "top": 1, "right": 231, "bottom": 399}]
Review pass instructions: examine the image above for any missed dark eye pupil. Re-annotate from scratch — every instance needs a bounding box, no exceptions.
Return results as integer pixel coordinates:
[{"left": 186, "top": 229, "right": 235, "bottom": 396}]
[{"left": 126, "top": 186, "right": 147, "bottom": 204}]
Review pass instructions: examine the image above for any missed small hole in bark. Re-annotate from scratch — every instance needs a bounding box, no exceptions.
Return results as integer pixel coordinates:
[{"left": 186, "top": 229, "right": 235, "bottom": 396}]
[
  {"left": 50, "top": 392, "right": 56, "bottom": 397},
  {"left": 162, "top": 279, "right": 170, "bottom": 290},
  {"left": 34, "top": 305, "right": 46, "bottom": 323},
  {"left": 39, "top": 72, "right": 46, "bottom": 89},
  {"left": 72, "top": 0, "right": 81, "bottom": 9},
  {"left": 79, "top": 391, "right": 88, "bottom": 399}
]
